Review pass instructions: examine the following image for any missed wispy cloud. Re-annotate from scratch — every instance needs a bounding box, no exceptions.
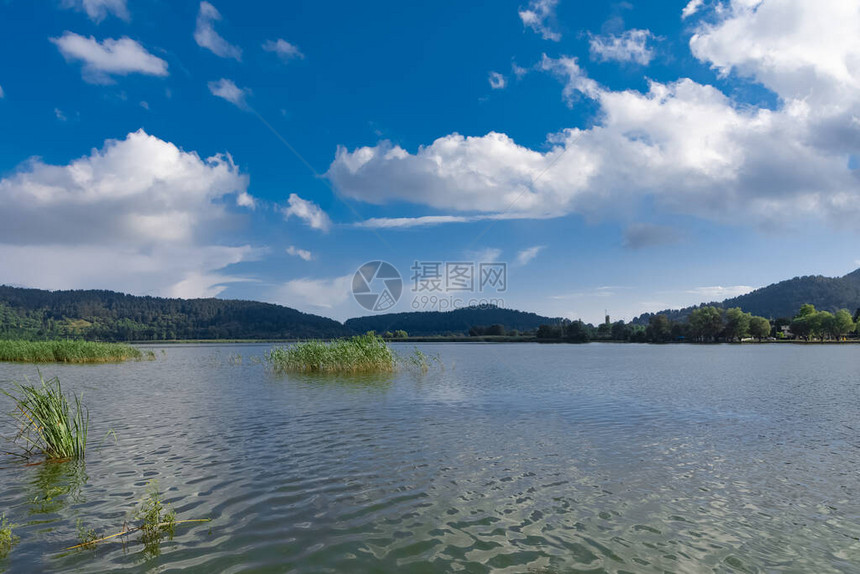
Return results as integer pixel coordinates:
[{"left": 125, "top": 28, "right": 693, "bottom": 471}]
[
  {"left": 61, "top": 0, "right": 129, "bottom": 23},
  {"left": 281, "top": 193, "right": 332, "bottom": 232},
  {"left": 208, "top": 78, "right": 249, "bottom": 108},
  {"left": 682, "top": 0, "right": 704, "bottom": 19},
  {"left": 286, "top": 245, "right": 313, "bottom": 261},
  {"left": 51, "top": 33, "right": 168, "bottom": 84},
  {"left": 589, "top": 29, "right": 656, "bottom": 66},
  {"left": 516, "top": 245, "right": 544, "bottom": 265},
  {"left": 195, "top": 1, "right": 242, "bottom": 60},
  {"left": 519, "top": 0, "right": 561, "bottom": 41},
  {"left": 488, "top": 71, "right": 507, "bottom": 89},
  {"left": 263, "top": 39, "right": 304, "bottom": 62}
]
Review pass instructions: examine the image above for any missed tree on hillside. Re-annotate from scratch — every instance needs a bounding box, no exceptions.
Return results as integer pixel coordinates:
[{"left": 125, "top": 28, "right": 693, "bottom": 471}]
[
  {"left": 828, "top": 309, "right": 855, "bottom": 340},
  {"left": 749, "top": 316, "right": 771, "bottom": 341},
  {"left": 688, "top": 306, "right": 723, "bottom": 342},
  {"left": 724, "top": 307, "right": 752, "bottom": 341},
  {"left": 646, "top": 314, "right": 672, "bottom": 343}
]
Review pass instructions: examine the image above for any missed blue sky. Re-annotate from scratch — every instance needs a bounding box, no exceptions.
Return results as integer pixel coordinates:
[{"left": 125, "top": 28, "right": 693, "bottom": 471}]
[{"left": 1, "top": 0, "right": 859, "bottom": 323}]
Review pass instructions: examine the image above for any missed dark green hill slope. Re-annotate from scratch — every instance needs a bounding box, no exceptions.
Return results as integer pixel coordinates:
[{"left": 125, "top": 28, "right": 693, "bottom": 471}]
[
  {"left": 634, "top": 268, "right": 860, "bottom": 324},
  {"left": 344, "top": 305, "right": 560, "bottom": 336},
  {"left": 0, "top": 285, "right": 350, "bottom": 341}
]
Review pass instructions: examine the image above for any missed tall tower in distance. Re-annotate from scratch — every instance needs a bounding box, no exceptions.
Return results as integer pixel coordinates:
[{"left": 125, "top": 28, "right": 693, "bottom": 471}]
[{"left": 604, "top": 310, "right": 610, "bottom": 326}]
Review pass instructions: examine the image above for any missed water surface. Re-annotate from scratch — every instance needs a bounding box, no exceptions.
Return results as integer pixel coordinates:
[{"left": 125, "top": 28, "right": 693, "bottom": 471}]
[{"left": 1, "top": 343, "right": 858, "bottom": 572}]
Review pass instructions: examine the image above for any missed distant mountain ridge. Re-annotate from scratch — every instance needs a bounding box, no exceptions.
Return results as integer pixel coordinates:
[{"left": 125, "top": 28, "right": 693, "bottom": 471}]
[
  {"left": 345, "top": 306, "right": 561, "bottom": 336},
  {"left": 633, "top": 268, "right": 860, "bottom": 324},
  {"left": 0, "top": 285, "right": 351, "bottom": 341}
]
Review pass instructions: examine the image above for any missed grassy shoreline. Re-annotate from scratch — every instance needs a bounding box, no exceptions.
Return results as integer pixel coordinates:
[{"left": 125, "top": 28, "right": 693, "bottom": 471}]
[{"left": 0, "top": 340, "right": 146, "bottom": 363}]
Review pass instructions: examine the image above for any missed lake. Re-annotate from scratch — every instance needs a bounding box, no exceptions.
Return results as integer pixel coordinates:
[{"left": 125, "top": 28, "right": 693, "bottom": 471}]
[{"left": 1, "top": 343, "right": 859, "bottom": 573}]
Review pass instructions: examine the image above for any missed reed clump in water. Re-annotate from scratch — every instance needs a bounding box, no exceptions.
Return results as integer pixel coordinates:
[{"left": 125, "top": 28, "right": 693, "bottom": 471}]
[
  {"left": 0, "top": 515, "right": 18, "bottom": 559},
  {"left": 0, "top": 339, "right": 145, "bottom": 363},
  {"left": 266, "top": 333, "right": 397, "bottom": 374},
  {"left": 3, "top": 374, "right": 88, "bottom": 460}
]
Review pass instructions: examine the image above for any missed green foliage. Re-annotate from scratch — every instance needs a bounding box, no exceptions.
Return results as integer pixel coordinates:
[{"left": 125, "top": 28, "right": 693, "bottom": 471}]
[
  {"left": 749, "top": 316, "right": 771, "bottom": 340},
  {"left": 0, "top": 339, "right": 143, "bottom": 363},
  {"left": 646, "top": 314, "right": 672, "bottom": 342},
  {"left": 135, "top": 482, "right": 176, "bottom": 557},
  {"left": 688, "top": 306, "right": 724, "bottom": 341},
  {"left": 0, "top": 285, "right": 349, "bottom": 341},
  {"left": 724, "top": 307, "right": 752, "bottom": 341},
  {"left": 3, "top": 374, "right": 88, "bottom": 459},
  {"left": 0, "top": 515, "right": 18, "bottom": 560},
  {"left": 76, "top": 518, "right": 100, "bottom": 549},
  {"left": 266, "top": 334, "right": 397, "bottom": 374},
  {"left": 393, "top": 330, "right": 408, "bottom": 338}
]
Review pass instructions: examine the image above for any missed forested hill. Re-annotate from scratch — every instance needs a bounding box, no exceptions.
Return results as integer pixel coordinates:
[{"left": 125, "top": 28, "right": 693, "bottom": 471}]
[
  {"left": 344, "top": 306, "right": 560, "bottom": 336},
  {"left": 0, "top": 286, "right": 351, "bottom": 341},
  {"left": 634, "top": 268, "right": 860, "bottom": 324}
]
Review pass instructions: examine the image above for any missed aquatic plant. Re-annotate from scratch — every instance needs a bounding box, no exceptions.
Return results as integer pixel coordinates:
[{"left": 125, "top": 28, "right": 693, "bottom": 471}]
[
  {"left": 0, "top": 515, "right": 18, "bottom": 559},
  {"left": 0, "top": 339, "right": 145, "bottom": 363},
  {"left": 135, "top": 482, "right": 176, "bottom": 555},
  {"left": 65, "top": 482, "right": 209, "bottom": 555},
  {"left": 75, "top": 519, "right": 100, "bottom": 549},
  {"left": 266, "top": 333, "right": 397, "bottom": 374},
  {"left": 3, "top": 374, "right": 88, "bottom": 460},
  {"left": 400, "top": 348, "right": 441, "bottom": 373}
]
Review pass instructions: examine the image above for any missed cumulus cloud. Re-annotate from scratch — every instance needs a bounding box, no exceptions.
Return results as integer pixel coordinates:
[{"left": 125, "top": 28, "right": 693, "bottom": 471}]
[
  {"left": 208, "top": 78, "right": 249, "bottom": 108},
  {"left": 682, "top": 0, "right": 705, "bottom": 19},
  {"left": 195, "top": 1, "right": 242, "bottom": 60},
  {"left": 519, "top": 0, "right": 561, "bottom": 41},
  {"left": 589, "top": 29, "right": 656, "bottom": 65},
  {"left": 516, "top": 245, "right": 544, "bottom": 265},
  {"left": 51, "top": 32, "right": 168, "bottom": 84},
  {"left": 62, "top": 0, "right": 129, "bottom": 22},
  {"left": 623, "top": 223, "right": 682, "bottom": 249},
  {"left": 0, "top": 130, "right": 257, "bottom": 298},
  {"left": 286, "top": 245, "right": 313, "bottom": 261},
  {"left": 281, "top": 193, "right": 332, "bottom": 231},
  {"left": 262, "top": 39, "right": 304, "bottom": 61},
  {"left": 488, "top": 72, "right": 507, "bottom": 89},
  {"left": 328, "top": 1, "right": 860, "bottom": 232},
  {"left": 271, "top": 274, "right": 353, "bottom": 320}
]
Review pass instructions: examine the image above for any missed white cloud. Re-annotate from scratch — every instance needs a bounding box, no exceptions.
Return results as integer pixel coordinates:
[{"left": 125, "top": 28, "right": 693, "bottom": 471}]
[
  {"left": 62, "top": 0, "right": 129, "bottom": 22},
  {"left": 208, "top": 78, "right": 249, "bottom": 108},
  {"left": 281, "top": 193, "right": 332, "bottom": 232},
  {"left": 519, "top": 0, "right": 561, "bottom": 41},
  {"left": 236, "top": 191, "right": 256, "bottom": 208},
  {"left": 194, "top": 1, "right": 242, "bottom": 61},
  {"left": 272, "top": 274, "right": 353, "bottom": 320},
  {"left": 0, "top": 84, "right": 4, "bottom": 98},
  {"left": 488, "top": 72, "right": 507, "bottom": 89},
  {"left": 0, "top": 130, "right": 257, "bottom": 298},
  {"left": 690, "top": 0, "right": 860, "bottom": 108},
  {"left": 51, "top": 32, "right": 168, "bottom": 84},
  {"left": 262, "top": 39, "right": 304, "bottom": 61},
  {"left": 286, "top": 245, "right": 313, "bottom": 261},
  {"left": 55, "top": 108, "right": 67, "bottom": 121},
  {"left": 682, "top": 0, "right": 705, "bottom": 19},
  {"left": 539, "top": 54, "right": 600, "bottom": 104},
  {"left": 516, "top": 245, "right": 544, "bottom": 265},
  {"left": 589, "top": 29, "right": 655, "bottom": 66},
  {"left": 330, "top": 22, "right": 860, "bottom": 232},
  {"left": 682, "top": 285, "right": 756, "bottom": 301}
]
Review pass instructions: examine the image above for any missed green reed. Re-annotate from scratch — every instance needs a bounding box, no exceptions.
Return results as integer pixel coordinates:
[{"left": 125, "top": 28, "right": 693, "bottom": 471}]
[
  {"left": 0, "top": 515, "right": 18, "bottom": 559},
  {"left": 3, "top": 374, "right": 88, "bottom": 459},
  {"left": 0, "top": 339, "right": 145, "bottom": 363},
  {"left": 266, "top": 333, "right": 397, "bottom": 374}
]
